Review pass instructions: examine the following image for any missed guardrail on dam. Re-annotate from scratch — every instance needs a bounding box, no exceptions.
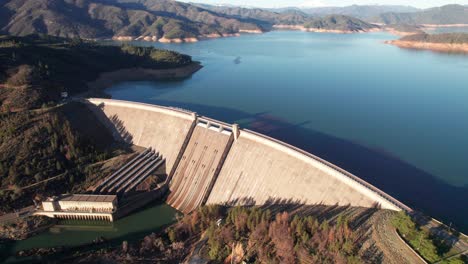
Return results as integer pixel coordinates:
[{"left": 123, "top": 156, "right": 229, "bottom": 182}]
[{"left": 85, "top": 98, "right": 411, "bottom": 213}]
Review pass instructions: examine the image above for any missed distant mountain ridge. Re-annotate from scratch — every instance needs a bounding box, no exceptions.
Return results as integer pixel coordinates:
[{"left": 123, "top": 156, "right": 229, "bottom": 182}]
[
  {"left": 0, "top": 0, "right": 382, "bottom": 40},
  {"left": 374, "top": 4, "right": 468, "bottom": 25},
  {"left": 300, "top": 5, "right": 420, "bottom": 20},
  {"left": 193, "top": 4, "right": 379, "bottom": 32}
]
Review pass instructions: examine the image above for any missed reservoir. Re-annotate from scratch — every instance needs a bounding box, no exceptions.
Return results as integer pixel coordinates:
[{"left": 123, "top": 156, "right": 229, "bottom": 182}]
[{"left": 107, "top": 31, "right": 468, "bottom": 232}]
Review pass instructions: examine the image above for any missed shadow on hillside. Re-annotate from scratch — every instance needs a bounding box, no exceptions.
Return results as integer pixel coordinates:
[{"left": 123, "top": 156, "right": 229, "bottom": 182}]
[
  {"left": 222, "top": 196, "right": 383, "bottom": 260},
  {"left": 150, "top": 99, "right": 468, "bottom": 233}
]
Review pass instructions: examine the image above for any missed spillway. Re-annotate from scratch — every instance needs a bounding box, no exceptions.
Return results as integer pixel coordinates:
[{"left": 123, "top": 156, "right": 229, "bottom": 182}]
[
  {"left": 167, "top": 119, "right": 233, "bottom": 213},
  {"left": 85, "top": 99, "right": 410, "bottom": 213}
]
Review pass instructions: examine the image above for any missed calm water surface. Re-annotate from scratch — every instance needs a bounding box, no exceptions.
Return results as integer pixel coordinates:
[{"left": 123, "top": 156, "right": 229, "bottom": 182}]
[
  {"left": 2, "top": 203, "right": 178, "bottom": 259},
  {"left": 108, "top": 31, "right": 468, "bottom": 231}
]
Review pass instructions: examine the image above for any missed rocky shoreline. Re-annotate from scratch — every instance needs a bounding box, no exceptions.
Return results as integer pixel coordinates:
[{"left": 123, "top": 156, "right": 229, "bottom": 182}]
[
  {"left": 273, "top": 24, "right": 380, "bottom": 33},
  {"left": 112, "top": 30, "right": 263, "bottom": 43},
  {"left": 385, "top": 40, "right": 468, "bottom": 54},
  {"left": 86, "top": 62, "right": 203, "bottom": 91}
]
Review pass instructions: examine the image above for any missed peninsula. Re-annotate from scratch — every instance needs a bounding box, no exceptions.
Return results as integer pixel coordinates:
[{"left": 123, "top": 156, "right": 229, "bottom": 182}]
[{"left": 386, "top": 33, "right": 468, "bottom": 53}]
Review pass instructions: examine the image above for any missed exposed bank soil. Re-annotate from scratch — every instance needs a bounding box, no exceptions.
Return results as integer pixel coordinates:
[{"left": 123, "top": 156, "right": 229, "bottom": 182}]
[
  {"left": 361, "top": 210, "right": 425, "bottom": 264},
  {"left": 86, "top": 62, "right": 203, "bottom": 91},
  {"left": 112, "top": 30, "right": 262, "bottom": 43},
  {"left": 273, "top": 24, "right": 380, "bottom": 33},
  {"left": 386, "top": 40, "right": 468, "bottom": 54}
]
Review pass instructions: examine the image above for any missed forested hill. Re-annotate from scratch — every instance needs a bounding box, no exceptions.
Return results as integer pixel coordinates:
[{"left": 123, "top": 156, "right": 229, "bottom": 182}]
[
  {"left": 304, "top": 15, "right": 378, "bottom": 32},
  {"left": 193, "top": 5, "right": 310, "bottom": 27},
  {"left": 190, "top": 4, "right": 380, "bottom": 32},
  {"left": 400, "top": 33, "right": 468, "bottom": 44},
  {"left": 374, "top": 4, "right": 468, "bottom": 25},
  {"left": 0, "top": 34, "right": 192, "bottom": 110},
  {"left": 0, "top": 0, "right": 263, "bottom": 40},
  {"left": 0, "top": 0, "right": 384, "bottom": 39},
  {"left": 0, "top": 34, "right": 196, "bottom": 214}
]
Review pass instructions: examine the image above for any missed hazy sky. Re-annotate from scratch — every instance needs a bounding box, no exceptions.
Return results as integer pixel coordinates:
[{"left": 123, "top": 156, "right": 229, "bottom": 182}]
[{"left": 180, "top": 0, "right": 468, "bottom": 8}]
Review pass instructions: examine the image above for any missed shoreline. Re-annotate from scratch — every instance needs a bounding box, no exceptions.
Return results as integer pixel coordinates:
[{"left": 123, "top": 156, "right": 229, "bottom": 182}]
[
  {"left": 273, "top": 24, "right": 380, "bottom": 34},
  {"left": 86, "top": 62, "right": 203, "bottom": 91},
  {"left": 385, "top": 40, "right": 468, "bottom": 54},
  {"left": 112, "top": 30, "right": 263, "bottom": 43},
  {"left": 106, "top": 23, "right": 468, "bottom": 44}
]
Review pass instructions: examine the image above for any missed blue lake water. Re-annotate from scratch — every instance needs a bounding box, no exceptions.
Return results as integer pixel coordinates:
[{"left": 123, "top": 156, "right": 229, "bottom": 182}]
[{"left": 107, "top": 31, "right": 468, "bottom": 232}]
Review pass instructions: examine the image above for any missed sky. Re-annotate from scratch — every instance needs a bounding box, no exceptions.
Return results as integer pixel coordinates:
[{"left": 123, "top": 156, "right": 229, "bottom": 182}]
[{"left": 180, "top": 0, "right": 468, "bottom": 9}]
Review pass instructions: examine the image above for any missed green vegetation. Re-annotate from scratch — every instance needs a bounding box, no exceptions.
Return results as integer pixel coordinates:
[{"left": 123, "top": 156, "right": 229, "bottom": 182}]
[
  {"left": 0, "top": 0, "right": 262, "bottom": 40},
  {"left": 0, "top": 216, "right": 55, "bottom": 240},
  {"left": 392, "top": 211, "right": 466, "bottom": 263},
  {"left": 169, "top": 206, "right": 362, "bottom": 263},
  {"left": 375, "top": 4, "right": 468, "bottom": 25},
  {"left": 304, "top": 15, "right": 378, "bottom": 31},
  {"left": 52, "top": 206, "right": 368, "bottom": 263},
  {"left": 0, "top": 34, "right": 192, "bottom": 110},
  {"left": 0, "top": 34, "right": 195, "bottom": 213},
  {"left": 400, "top": 33, "right": 468, "bottom": 44},
  {"left": 0, "top": 103, "right": 118, "bottom": 213}
]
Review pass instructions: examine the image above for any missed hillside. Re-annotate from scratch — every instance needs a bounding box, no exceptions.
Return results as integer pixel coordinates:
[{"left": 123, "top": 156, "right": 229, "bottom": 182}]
[
  {"left": 0, "top": 34, "right": 197, "bottom": 213},
  {"left": 386, "top": 33, "right": 468, "bottom": 53},
  {"left": 375, "top": 4, "right": 468, "bottom": 25},
  {"left": 303, "top": 15, "right": 379, "bottom": 32},
  {"left": 0, "top": 34, "right": 193, "bottom": 109},
  {"left": 15, "top": 205, "right": 465, "bottom": 263},
  {"left": 199, "top": 5, "right": 379, "bottom": 33},
  {"left": 301, "top": 5, "right": 420, "bottom": 20},
  {"left": 0, "top": 0, "right": 263, "bottom": 41},
  {"left": 194, "top": 4, "right": 309, "bottom": 27},
  {"left": 400, "top": 33, "right": 468, "bottom": 44}
]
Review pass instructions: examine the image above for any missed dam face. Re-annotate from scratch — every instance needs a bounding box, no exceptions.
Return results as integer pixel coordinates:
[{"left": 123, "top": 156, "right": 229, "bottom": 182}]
[
  {"left": 86, "top": 99, "right": 195, "bottom": 173},
  {"left": 86, "top": 99, "right": 409, "bottom": 213}
]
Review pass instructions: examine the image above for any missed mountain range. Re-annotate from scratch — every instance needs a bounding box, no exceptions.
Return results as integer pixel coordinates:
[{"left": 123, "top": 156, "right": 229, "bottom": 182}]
[
  {"left": 373, "top": 4, "right": 468, "bottom": 25},
  {"left": 1, "top": 1, "right": 467, "bottom": 41},
  {"left": 0, "top": 0, "right": 263, "bottom": 40},
  {"left": 299, "top": 5, "right": 420, "bottom": 20}
]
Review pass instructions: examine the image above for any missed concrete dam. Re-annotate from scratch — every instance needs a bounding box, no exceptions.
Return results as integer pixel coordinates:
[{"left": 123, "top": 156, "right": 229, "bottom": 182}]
[{"left": 85, "top": 98, "right": 411, "bottom": 213}]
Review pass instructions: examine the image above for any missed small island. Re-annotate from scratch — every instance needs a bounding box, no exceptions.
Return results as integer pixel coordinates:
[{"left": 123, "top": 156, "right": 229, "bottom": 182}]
[{"left": 386, "top": 33, "right": 468, "bottom": 53}]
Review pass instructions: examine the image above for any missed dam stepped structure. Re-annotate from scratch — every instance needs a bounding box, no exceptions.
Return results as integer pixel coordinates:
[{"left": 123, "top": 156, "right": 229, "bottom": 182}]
[{"left": 80, "top": 98, "right": 412, "bottom": 215}]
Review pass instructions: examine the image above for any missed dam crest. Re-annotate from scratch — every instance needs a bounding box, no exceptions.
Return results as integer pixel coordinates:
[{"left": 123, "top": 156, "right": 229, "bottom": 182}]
[{"left": 85, "top": 98, "right": 411, "bottom": 213}]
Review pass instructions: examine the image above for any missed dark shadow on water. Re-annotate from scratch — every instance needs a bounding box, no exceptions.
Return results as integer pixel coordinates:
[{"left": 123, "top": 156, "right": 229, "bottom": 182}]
[{"left": 146, "top": 99, "right": 468, "bottom": 233}]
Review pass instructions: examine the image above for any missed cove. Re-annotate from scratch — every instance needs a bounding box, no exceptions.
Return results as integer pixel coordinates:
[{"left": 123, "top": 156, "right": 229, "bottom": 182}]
[{"left": 107, "top": 31, "right": 468, "bottom": 232}]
